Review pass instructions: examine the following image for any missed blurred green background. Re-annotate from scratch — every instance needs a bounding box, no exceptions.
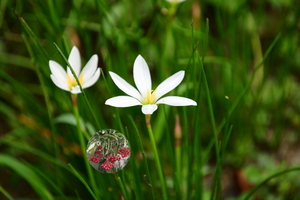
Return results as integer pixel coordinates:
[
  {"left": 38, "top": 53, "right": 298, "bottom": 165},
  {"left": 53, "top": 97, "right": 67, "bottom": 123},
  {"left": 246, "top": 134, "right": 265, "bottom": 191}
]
[{"left": 1, "top": 0, "right": 300, "bottom": 199}]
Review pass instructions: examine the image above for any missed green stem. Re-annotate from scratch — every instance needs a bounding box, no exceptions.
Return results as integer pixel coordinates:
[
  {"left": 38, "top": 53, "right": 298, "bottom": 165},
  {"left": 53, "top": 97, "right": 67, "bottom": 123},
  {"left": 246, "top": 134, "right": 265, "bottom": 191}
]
[
  {"left": 72, "top": 94, "right": 99, "bottom": 199},
  {"left": 145, "top": 115, "right": 168, "bottom": 200},
  {"left": 197, "top": 22, "right": 222, "bottom": 198},
  {"left": 129, "top": 116, "right": 155, "bottom": 200},
  {"left": 82, "top": 90, "right": 102, "bottom": 130},
  {"left": 117, "top": 177, "right": 129, "bottom": 200},
  {"left": 163, "top": 108, "right": 180, "bottom": 199},
  {"left": 125, "top": 127, "right": 144, "bottom": 200},
  {"left": 200, "top": 58, "right": 221, "bottom": 200}
]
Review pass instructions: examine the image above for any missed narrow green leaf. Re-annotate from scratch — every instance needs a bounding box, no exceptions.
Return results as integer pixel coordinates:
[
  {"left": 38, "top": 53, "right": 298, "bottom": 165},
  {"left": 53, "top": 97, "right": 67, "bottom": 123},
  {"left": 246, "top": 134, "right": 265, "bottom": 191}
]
[
  {"left": 68, "top": 163, "right": 98, "bottom": 200},
  {"left": 0, "top": 154, "right": 54, "bottom": 200},
  {"left": 117, "top": 177, "right": 129, "bottom": 200},
  {"left": 24, "top": 161, "right": 68, "bottom": 200},
  {"left": 0, "top": 186, "right": 13, "bottom": 200},
  {"left": 217, "top": 33, "right": 282, "bottom": 134},
  {"left": 244, "top": 167, "right": 300, "bottom": 200},
  {"left": 125, "top": 126, "right": 143, "bottom": 200},
  {"left": 0, "top": 136, "right": 69, "bottom": 171}
]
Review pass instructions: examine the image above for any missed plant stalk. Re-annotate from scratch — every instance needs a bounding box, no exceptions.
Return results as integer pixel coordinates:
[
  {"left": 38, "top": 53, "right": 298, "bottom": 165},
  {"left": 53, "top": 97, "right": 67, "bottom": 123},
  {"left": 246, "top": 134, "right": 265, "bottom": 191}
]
[
  {"left": 145, "top": 114, "right": 168, "bottom": 200},
  {"left": 72, "top": 94, "right": 99, "bottom": 199}
]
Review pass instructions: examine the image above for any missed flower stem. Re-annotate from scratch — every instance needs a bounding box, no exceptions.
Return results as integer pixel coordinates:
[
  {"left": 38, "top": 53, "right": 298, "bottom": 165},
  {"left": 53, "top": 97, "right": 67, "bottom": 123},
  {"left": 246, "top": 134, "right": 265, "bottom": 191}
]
[
  {"left": 72, "top": 94, "right": 99, "bottom": 198},
  {"left": 129, "top": 116, "right": 155, "bottom": 200},
  {"left": 145, "top": 115, "right": 168, "bottom": 200}
]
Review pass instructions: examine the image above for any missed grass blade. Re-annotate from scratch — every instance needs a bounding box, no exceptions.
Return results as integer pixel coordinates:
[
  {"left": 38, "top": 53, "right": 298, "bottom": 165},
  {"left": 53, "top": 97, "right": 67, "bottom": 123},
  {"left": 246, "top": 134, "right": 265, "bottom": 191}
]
[
  {"left": 68, "top": 163, "right": 98, "bottom": 200},
  {"left": 0, "top": 154, "right": 54, "bottom": 200},
  {"left": 0, "top": 186, "right": 13, "bottom": 200},
  {"left": 244, "top": 167, "right": 300, "bottom": 200}
]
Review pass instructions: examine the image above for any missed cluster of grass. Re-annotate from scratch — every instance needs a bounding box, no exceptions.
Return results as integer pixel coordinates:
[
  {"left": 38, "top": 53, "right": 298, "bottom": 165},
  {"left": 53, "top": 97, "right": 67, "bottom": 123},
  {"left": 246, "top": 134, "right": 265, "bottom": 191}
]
[{"left": 1, "top": 0, "right": 300, "bottom": 199}]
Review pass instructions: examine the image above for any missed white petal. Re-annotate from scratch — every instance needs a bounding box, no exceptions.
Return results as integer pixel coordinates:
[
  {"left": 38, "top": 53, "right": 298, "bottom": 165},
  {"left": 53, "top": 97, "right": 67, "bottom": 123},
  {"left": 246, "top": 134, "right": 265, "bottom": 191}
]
[
  {"left": 81, "top": 54, "right": 98, "bottom": 81},
  {"left": 66, "top": 67, "right": 77, "bottom": 79},
  {"left": 109, "top": 71, "right": 142, "bottom": 100},
  {"left": 68, "top": 46, "right": 81, "bottom": 76},
  {"left": 156, "top": 96, "right": 197, "bottom": 106},
  {"left": 155, "top": 71, "right": 185, "bottom": 101},
  {"left": 82, "top": 68, "right": 100, "bottom": 89},
  {"left": 105, "top": 96, "right": 142, "bottom": 107},
  {"left": 133, "top": 55, "right": 152, "bottom": 97},
  {"left": 70, "top": 86, "right": 82, "bottom": 94},
  {"left": 50, "top": 75, "right": 69, "bottom": 91},
  {"left": 141, "top": 104, "right": 158, "bottom": 115},
  {"left": 49, "top": 60, "right": 67, "bottom": 81}
]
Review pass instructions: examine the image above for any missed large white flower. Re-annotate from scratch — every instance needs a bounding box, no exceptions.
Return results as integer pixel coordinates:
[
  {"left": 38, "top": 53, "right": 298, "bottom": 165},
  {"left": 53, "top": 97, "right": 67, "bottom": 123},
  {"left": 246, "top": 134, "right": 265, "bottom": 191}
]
[
  {"left": 49, "top": 46, "right": 100, "bottom": 94},
  {"left": 105, "top": 55, "right": 197, "bottom": 115}
]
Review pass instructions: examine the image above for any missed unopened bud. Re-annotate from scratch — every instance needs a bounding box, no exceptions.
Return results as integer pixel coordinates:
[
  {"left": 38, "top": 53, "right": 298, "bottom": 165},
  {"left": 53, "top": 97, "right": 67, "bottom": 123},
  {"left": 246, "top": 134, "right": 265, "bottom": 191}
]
[{"left": 174, "top": 115, "right": 182, "bottom": 147}]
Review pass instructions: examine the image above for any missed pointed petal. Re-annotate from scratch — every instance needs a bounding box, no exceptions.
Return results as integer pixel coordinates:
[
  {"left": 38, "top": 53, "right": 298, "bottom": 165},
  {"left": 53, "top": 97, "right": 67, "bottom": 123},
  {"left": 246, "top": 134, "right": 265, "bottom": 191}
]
[
  {"left": 70, "top": 86, "right": 82, "bottom": 94},
  {"left": 141, "top": 104, "right": 158, "bottom": 115},
  {"left": 50, "top": 75, "right": 69, "bottom": 91},
  {"left": 156, "top": 96, "right": 197, "bottom": 106},
  {"left": 155, "top": 71, "right": 185, "bottom": 101},
  {"left": 49, "top": 60, "right": 67, "bottom": 80},
  {"left": 109, "top": 71, "right": 142, "bottom": 100},
  {"left": 105, "top": 96, "right": 142, "bottom": 107},
  {"left": 81, "top": 54, "right": 98, "bottom": 81},
  {"left": 68, "top": 46, "right": 81, "bottom": 75},
  {"left": 82, "top": 68, "right": 100, "bottom": 89},
  {"left": 133, "top": 55, "right": 152, "bottom": 97}
]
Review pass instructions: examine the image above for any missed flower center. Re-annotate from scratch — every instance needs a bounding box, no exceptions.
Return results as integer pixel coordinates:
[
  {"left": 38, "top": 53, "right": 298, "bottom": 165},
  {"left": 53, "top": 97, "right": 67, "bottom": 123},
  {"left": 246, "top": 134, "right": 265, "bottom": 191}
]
[
  {"left": 143, "top": 90, "right": 156, "bottom": 104},
  {"left": 67, "top": 72, "right": 84, "bottom": 89}
]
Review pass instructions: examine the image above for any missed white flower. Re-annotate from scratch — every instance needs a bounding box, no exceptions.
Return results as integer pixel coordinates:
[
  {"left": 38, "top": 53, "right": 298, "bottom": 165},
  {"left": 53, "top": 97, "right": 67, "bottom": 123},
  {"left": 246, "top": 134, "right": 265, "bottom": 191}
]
[
  {"left": 105, "top": 55, "right": 197, "bottom": 115},
  {"left": 49, "top": 46, "right": 100, "bottom": 94}
]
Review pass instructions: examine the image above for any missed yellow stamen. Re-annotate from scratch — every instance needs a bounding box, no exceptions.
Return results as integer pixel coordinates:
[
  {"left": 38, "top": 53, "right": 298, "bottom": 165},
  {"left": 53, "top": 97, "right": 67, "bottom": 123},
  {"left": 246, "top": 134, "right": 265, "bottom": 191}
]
[
  {"left": 67, "top": 72, "right": 84, "bottom": 89},
  {"left": 143, "top": 89, "right": 156, "bottom": 104}
]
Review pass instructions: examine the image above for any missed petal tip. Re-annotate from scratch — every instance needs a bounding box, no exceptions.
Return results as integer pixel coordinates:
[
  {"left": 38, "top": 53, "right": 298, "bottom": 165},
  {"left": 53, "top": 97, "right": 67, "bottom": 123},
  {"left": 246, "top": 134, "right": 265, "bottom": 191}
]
[
  {"left": 92, "top": 54, "right": 98, "bottom": 61},
  {"left": 135, "top": 54, "right": 146, "bottom": 63},
  {"left": 177, "top": 70, "right": 185, "bottom": 78},
  {"left": 49, "top": 60, "right": 59, "bottom": 67},
  {"left": 71, "top": 46, "right": 79, "bottom": 51},
  {"left": 69, "top": 46, "right": 80, "bottom": 57}
]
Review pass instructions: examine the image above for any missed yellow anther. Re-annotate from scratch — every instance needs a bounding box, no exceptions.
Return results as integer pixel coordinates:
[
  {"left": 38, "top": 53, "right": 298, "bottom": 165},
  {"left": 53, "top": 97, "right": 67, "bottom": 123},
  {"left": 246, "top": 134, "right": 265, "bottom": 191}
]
[
  {"left": 67, "top": 72, "right": 84, "bottom": 89},
  {"left": 143, "top": 89, "right": 156, "bottom": 104}
]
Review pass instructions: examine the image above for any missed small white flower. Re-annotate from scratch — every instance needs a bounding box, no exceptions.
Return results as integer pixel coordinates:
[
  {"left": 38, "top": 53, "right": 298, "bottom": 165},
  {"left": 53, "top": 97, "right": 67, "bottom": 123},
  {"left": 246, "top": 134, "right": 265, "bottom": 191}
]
[
  {"left": 105, "top": 55, "right": 197, "bottom": 115},
  {"left": 49, "top": 46, "right": 100, "bottom": 94}
]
